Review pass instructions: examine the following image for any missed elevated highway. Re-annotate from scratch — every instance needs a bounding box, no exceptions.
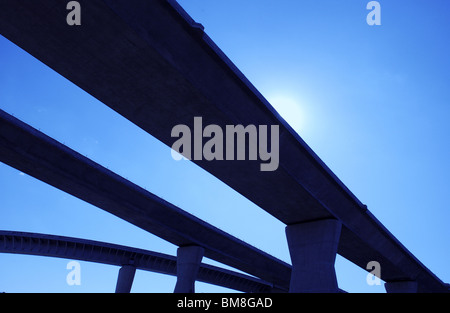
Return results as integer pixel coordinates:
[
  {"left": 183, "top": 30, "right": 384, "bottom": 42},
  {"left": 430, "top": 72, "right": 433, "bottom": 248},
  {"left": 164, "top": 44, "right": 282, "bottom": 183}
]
[
  {"left": 0, "top": 109, "right": 291, "bottom": 291},
  {"left": 0, "top": 230, "right": 274, "bottom": 293},
  {"left": 0, "top": 0, "right": 447, "bottom": 292}
]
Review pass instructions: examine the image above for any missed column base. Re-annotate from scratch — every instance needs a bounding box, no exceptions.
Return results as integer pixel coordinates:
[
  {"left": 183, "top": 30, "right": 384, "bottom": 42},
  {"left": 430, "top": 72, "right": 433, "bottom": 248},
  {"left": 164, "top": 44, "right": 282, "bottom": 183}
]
[
  {"left": 115, "top": 264, "right": 136, "bottom": 293},
  {"left": 174, "top": 246, "right": 204, "bottom": 293},
  {"left": 286, "top": 219, "right": 342, "bottom": 293}
]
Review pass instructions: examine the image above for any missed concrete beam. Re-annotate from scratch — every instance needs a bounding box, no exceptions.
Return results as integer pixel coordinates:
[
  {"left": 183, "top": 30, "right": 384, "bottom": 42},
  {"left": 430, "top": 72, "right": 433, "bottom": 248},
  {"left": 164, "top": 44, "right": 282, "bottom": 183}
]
[
  {"left": 115, "top": 264, "right": 136, "bottom": 293},
  {"left": 385, "top": 281, "right": 418, "bottom": 293},
  {"left": 286, "top": 219, "right": 342, "bottom": 293},
  {"left": 174, "top": 246, "right": 204, "bottom": 293}
]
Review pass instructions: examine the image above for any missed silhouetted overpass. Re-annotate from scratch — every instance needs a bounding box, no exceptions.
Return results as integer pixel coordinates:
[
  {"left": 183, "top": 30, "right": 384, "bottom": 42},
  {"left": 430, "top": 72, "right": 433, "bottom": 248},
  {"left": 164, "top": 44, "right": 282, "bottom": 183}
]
[
  {"left": 0, "top": 230, "right": 274, "bottom": 293},
  {"left": 0, "top": 0, "right": 447, "bottom": 292}
]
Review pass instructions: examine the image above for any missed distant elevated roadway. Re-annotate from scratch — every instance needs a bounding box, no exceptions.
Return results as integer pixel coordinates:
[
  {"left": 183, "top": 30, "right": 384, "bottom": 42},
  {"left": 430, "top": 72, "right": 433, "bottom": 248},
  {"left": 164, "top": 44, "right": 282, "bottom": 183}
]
[{"left": 0, "top": 230, "right": 275, "bottom": 293}]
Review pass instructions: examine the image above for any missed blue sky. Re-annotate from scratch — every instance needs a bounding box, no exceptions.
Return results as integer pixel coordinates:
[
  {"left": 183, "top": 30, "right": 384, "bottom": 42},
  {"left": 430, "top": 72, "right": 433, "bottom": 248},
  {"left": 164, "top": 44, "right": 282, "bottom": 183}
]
[{"left": 0, "top": 0, "right": 449, "bottom": 293}]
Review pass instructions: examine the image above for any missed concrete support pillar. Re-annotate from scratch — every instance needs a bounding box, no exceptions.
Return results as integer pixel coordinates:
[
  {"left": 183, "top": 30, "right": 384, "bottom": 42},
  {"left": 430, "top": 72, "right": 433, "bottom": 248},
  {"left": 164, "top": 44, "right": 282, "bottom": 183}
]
[
  {"left": 115, "top": 265, "right": 136, "bottom": 293},
  {"left": 385, "top": 281, "right": 418, "bottom": 293},
  {"left": 174, "top": 246, "right": 204, "bottom": 293},
  {"left": 286, "top": 219, "right": 342, "bottom": 293}
]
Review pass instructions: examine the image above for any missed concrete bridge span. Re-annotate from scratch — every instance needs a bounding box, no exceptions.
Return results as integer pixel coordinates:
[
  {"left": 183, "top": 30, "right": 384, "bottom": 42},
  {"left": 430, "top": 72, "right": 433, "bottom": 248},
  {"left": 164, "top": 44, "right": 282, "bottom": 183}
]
[
  {"left": 0, "top": 0, "right": 448, "bottom": 292},
  {"left": 0, "top": 230, "right": 276, "bottom": 293}
]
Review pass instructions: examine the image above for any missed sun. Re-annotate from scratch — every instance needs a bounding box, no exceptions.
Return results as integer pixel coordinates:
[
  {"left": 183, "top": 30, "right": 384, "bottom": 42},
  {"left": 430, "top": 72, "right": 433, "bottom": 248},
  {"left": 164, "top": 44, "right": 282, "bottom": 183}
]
[{"left": 267, "top": 95, "right": 304, "bottom": 133}]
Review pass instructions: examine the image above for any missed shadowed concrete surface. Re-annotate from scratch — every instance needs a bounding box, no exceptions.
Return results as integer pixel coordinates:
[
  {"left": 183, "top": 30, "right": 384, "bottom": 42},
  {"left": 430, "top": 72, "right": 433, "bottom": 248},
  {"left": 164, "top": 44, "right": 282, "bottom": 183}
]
[
  {"left": 174, "top": 246, "right": 204, "bottom": 293},
  {"left": 0, "top": 0, "right": 448, "bottom": 292},
  {"left": 286, "top": 220, "right": 342, "bottom": 293}
]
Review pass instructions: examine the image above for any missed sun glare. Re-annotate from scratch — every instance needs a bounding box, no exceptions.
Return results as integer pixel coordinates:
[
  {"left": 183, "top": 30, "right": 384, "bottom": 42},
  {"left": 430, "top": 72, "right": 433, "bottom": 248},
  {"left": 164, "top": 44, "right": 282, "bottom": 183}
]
[{"left": 267, "top": 95, "right": 304, "bottom": 133}]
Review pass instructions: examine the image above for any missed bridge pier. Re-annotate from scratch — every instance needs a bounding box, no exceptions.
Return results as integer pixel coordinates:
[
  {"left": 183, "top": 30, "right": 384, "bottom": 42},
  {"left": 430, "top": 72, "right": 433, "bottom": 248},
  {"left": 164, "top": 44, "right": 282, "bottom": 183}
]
[
  {"left": 286, "top": 219, "right": 342, "bottom": 293},
  {"left": 174, "top": 246, "right": 204, "bottom": 293},
  {"left": 385, "top": 281, "right": 418, "bottom": 293},
  {"left": 115, "top": 264, "right": 136, "bottom": 293}
]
